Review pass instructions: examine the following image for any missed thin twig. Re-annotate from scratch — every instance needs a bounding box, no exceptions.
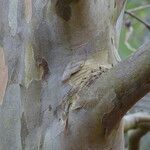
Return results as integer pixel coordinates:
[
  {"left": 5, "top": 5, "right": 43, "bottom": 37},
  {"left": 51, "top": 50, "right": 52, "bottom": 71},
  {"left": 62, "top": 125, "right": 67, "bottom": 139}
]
[
  {"left": 125, "top": 11, "right": 150, "bottom": 31},
  {"left": 127, "top": 4, "right": 150, "bottom": 12}
]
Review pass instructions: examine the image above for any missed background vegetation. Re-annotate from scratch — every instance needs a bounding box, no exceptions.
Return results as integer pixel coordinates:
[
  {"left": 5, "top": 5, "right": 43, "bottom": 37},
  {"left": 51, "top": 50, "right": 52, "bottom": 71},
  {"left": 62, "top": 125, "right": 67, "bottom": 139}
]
[
  {"left": 120, "top": 1, "right": 150, "bottom": 149},
  {"left": 119, "top": 0, "right": 150, "bottom": 59}
]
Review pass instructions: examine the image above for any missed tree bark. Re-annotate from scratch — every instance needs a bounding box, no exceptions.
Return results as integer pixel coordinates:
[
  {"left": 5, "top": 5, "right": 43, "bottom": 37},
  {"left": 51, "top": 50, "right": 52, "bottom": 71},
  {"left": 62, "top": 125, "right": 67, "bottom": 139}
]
[{"left": 0, "top": 0, "right": 149, "bottom": 150}]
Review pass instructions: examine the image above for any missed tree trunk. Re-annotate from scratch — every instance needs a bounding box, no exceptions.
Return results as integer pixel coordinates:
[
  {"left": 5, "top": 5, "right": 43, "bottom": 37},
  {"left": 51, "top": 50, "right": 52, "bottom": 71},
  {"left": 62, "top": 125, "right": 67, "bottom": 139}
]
[{"left": 0, "top": 0, "right": 150, "bottom": 150}]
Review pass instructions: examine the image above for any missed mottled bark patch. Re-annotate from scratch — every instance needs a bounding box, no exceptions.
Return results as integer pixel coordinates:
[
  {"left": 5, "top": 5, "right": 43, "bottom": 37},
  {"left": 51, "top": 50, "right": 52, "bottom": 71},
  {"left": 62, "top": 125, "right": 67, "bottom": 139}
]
[
  {"left": 8, "top": 0, "right": 18, "bottom": 36},
  {"left": 9, "top": 58, "right": 20, "bottom": 84},
  {"left": 24, "top": 45, "right": 43, "bottom": 88}
]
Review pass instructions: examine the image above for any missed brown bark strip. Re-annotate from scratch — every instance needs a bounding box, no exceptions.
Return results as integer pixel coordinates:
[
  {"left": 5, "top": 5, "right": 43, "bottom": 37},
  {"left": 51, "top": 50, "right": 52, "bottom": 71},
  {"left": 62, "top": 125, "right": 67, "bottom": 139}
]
[
  {"left": 36, "top": 57, "right": 50, "bottom": 81},
  {"left": 55, "top": 0, "right": 72, "bottom": 21},
  {"left": 0, "top": 47, "right": 8, "bottom": 105}
]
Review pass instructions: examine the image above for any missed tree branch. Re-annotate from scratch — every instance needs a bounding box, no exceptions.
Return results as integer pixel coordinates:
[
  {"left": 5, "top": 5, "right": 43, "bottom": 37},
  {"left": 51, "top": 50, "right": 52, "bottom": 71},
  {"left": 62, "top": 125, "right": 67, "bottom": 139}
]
[
  {"left": 124, "top": 113, "right": 150, "bottom": 132},
  {"left": 127, "top": 4, "right": 150, "bottom": 12},
  {"left": 124, "top": 113, "right": 150, "bottom": 150},
  {"left": 128, "top": 128, "right": 149, "bottom": 150},
  {"left": 77, "top": 41, "right": 150, "bottom": 136},
  {"left": 125, "top": 11, "right": 150, "bottom": 31},
  {"left": 100, "top": 42, "right": 150, "bottom": 135}
]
